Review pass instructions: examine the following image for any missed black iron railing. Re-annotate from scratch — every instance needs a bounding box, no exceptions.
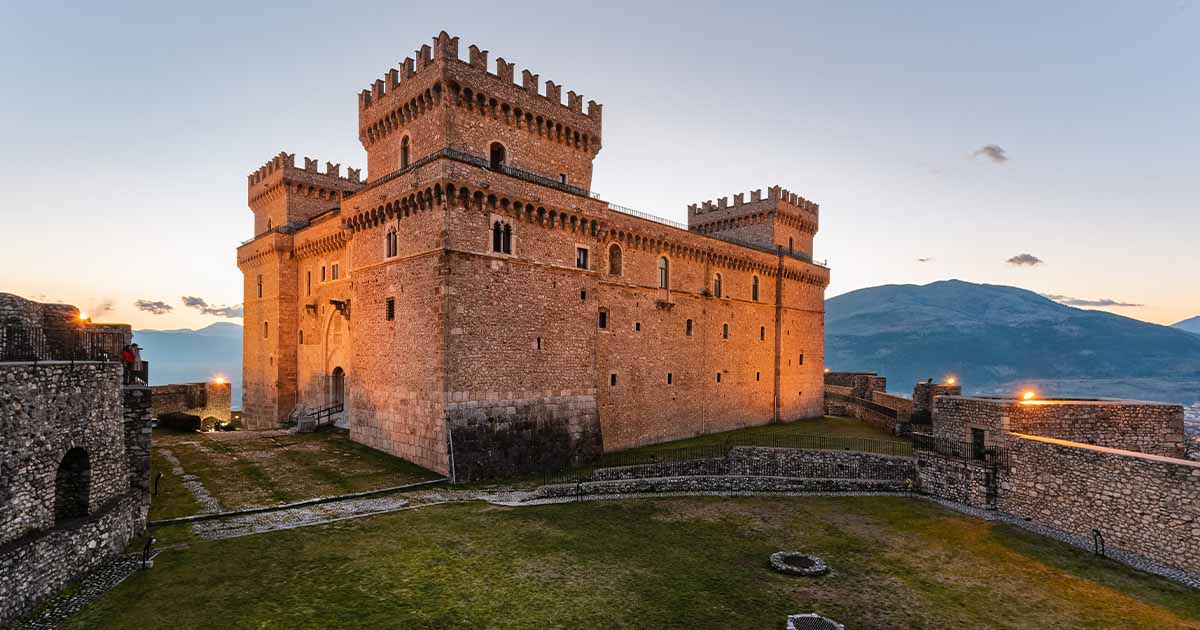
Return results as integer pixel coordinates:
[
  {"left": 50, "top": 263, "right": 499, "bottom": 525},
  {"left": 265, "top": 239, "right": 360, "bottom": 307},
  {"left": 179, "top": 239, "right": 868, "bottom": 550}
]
[
  {"left": 307, "top": 402, "right": 344, "bottom": 428},
  {"left": 910, "top": 433, "right": 1008, "bottom": 467},
  {"left": 0, "top": 321, "right": 127, "bottom": 364}
]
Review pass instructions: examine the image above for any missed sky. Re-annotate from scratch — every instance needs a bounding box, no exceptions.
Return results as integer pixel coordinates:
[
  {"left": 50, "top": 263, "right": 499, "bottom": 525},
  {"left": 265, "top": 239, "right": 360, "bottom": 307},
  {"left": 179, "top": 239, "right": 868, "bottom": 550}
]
[{"left": 1, "top": 1, "right": 1197, "bottom": 329}]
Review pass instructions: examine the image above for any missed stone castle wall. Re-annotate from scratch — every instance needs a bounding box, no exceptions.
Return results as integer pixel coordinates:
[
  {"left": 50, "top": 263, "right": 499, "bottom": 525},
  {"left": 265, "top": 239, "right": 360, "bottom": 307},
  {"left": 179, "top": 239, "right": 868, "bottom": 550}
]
[
  {"left": 0, "top": 361, "right": 151, "bottom": 626},
  {"left": 150, "top": 382, "right": 232, "bottom": 425},
  {"left": 1000, "top": 434, "right": 1200, "bottom": 577}
]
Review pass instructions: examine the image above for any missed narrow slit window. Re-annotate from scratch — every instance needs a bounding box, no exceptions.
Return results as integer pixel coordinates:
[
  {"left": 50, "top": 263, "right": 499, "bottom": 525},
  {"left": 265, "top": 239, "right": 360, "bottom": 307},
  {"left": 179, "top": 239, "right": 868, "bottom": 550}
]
[
  {"left": 386, "top": 297, "right": 395, "bottom": 321},
  {"left": 598, "top": 308, "right": 608, "bottom": 329},
  {"left": 686, "top": 319, "right": 693, "bottom": 336},
  {"left": 667, "top": 373, "right": 673, "bottom": 385}
]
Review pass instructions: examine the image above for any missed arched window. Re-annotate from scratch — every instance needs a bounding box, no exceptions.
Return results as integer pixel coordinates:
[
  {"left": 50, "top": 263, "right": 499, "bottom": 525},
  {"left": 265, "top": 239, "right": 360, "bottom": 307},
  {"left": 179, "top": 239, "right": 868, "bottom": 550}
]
[
  {"left": 491, "top": 220, "right": 512, "bottom": 254},
  {"left": 502, "top": 223, "right": 512, "bottom": 254},
  {"left": 752, "top": 276, "right": 760, "bottom": 301},
  {"left": 608, "top": 243, "right": 622, "bottom": 276},
  {"left": 385, "top": 228, "right": 398, "bottom": 258},
  {"left": 657, "top": 257, "right": 670, "bottom": 289},
  {"left": 400, "top": 136, "right": 411, "bottom": 169},
  {"left": 489, "top": 142, "right": 506, "bottom": 170},
  {"left": 55, "top": 447, "right": 90, "bottom": 524},
  {"left": 713, "top": 273, "right": 723, "bottom": 298},
  {"left": 722, "top": 323, "right": 729, "bottom": 339},
  {"left": 330, "top": 367, "right": 345, "bottom": 407},
  {"left": 266, "top": 218, "right": 272, "bottom": 231}
]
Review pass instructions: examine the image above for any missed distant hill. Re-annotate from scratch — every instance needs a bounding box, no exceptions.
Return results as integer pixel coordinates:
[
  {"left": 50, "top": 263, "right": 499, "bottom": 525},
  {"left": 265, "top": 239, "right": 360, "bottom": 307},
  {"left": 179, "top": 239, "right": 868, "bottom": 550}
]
[
  {"left": 133, "top": 323, "right": 242, "bottom": 408},
  {"left": 1174, "top": 316, "right": 1200, "bottom": 335},
  {"left": 826, "top": 280, "right": 1200, "bottom": 405}
]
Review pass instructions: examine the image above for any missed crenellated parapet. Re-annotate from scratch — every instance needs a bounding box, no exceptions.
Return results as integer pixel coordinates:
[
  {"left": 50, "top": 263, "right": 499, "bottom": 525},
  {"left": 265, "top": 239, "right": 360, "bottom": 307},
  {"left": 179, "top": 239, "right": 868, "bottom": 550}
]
[
  {"left": 688, "top": 185, "right": 819, "bottom": 220},
  {"left": 686, "top": 185, "right": 821, "bottom": 255},
  {"left": 247, "top": 151, "right": 365, "bottom": 209},
  {"left": 357, "top": 31, "right": 602, "bottom": 157}
]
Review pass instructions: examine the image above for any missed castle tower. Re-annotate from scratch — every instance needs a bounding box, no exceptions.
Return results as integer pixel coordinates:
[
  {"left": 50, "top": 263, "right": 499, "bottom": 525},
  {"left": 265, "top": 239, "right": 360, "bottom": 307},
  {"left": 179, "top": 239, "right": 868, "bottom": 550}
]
[
  {"left": 239, "top": 153, "right": 365, "bottom": 429},
  {"left": 356, "top": 31, "right": 603, "bottom": 190},
  {"left": 686, "top": 186, "right": 820, "bottom": 259}
]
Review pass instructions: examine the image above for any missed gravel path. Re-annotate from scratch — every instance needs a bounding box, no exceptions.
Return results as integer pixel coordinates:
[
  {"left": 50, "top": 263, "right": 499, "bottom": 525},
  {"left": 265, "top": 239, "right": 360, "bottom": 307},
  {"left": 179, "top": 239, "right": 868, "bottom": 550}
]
[{"left": 157, "top": 448, "right": 224, "bottom": 513}]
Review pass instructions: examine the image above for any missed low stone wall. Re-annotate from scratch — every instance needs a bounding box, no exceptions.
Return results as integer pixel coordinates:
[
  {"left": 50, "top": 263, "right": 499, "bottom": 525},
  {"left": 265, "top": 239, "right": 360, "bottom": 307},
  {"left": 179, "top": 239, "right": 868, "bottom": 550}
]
[
  {"left": 592, "top": 458, "right": 728, "bottom": 481},
  {"left": 528, "top": 475, "right": 909, "bottom": 500},
  {"left": 589, "top": 448, "right": 916, "bottom": 483},
  {"left": 445, "top": 395, "right": 603, "bottom": 482},
  {"left": 914, "top": 450, "right": 995, "bottom": 509},
  {"left": 0, "top": 493, "right": 144, "bottom": 625},
  {"left": 1000, "top": 433, "right": 1200, "bottom": 577},
  {"left": 824, "top": 372, "right": 886, "bottom": 400},
  {"left": 824, "top": 391, "right": 899, "bottom": 434},
  {"left": 150, "top": 382, "right": 232, "bottom": 425},
  {"left": 872, "top": 391, "right": 913, "bottom": 420}
]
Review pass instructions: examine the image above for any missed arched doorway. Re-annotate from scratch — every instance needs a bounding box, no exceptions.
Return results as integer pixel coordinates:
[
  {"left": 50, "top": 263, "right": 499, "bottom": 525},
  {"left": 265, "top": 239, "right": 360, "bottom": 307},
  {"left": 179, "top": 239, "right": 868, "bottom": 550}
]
[
  {"left": 55, "top": 447, "right": 90, "bottom": 524},
  {"left": 330, "top": 367, "right": 345, "bottom": 408},
  {"left": 489, "top": 142, "right": 506, "bottom": 170}
]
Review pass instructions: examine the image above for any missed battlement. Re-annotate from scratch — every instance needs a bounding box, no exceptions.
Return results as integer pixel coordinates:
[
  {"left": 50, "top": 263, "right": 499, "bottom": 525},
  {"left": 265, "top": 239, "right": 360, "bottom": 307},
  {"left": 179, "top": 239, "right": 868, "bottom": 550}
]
[
  {"left": 688, "top": 185, "right": 820, "bottom": 218},
  {"left": 357, "top": 31, "right": 601, "bottom": 122},
  {"left": 247, "top": 151, "right": 364, "bottom": 188}
]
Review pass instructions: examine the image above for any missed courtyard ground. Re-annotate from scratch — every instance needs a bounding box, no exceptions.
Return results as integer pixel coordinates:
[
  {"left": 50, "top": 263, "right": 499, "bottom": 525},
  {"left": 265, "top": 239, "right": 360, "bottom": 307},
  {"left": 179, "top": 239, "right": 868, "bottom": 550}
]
[
  {"left": 613, "top": 415, "right": 906, "bottom": 459},
  {"left": 149, "top": 429, "right": 441, "bottom": 520},
  {"left": 74, "top": 496, "right": 1199, "bottom": 629}
]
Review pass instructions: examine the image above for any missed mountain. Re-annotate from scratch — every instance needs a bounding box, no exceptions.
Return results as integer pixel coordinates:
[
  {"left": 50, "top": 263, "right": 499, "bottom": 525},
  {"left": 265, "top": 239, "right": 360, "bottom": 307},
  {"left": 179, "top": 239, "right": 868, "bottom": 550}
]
[
  {"left": 133, "top": 323, "right": 242, "bottom": 408},
  {"left": 826, "top": 280, "right": 1200, "bottom": 404},
  {"left": 1174, "top": 316, "right": 1200, "bottom": 335}
]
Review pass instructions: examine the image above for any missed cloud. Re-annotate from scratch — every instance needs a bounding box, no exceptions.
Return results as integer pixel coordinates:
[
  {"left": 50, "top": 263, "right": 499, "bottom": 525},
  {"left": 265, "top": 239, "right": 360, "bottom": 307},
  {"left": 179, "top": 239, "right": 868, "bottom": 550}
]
[
  {"left": 972, "top": 144, "right": 1008, "bottom": 163},
  {"left": 1006, "top": 253, "right": 1043, "bottom": 266},
  {"left": 1044, "top": 294, "right": 1144, "bottom": 308},
  {"left": 87, "top": 299, "right": 114, "bottom": 318},
  {"left": 134, "top": 299, "right": 173, "bottom": 315},
  {"left": 916, "top": 257, "right": 933, "bottom": 263},
  {"left": 181, "top": 296, "right": 244, "bottom": 318}
]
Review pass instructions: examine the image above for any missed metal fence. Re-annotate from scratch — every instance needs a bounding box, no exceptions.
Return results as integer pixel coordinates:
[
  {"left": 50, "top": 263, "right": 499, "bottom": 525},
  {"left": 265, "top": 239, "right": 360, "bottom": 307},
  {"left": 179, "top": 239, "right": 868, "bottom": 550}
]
[
  {"left": 544, "top": 433, "right": 913, "bottom": 485},
  {"left": 0, "top": 321, "right": 127, "bottom": 363},
  {"left": 911, "top": 433, "right": 1008, "bottom": 467}
]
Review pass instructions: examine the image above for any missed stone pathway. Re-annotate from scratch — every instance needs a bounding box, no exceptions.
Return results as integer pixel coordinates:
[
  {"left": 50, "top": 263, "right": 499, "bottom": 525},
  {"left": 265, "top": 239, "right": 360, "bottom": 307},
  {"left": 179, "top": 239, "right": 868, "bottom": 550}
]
[
  {"left": 158, "top": 448, "right": 223, "bottom": 513},
  {"left": 9, "top": 554, "right": 150, "bottom": 630}
]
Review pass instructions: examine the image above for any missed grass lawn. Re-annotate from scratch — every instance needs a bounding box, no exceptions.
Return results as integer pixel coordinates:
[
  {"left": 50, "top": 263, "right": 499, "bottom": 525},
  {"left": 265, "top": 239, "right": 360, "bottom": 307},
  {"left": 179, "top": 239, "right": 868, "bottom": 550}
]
[
  {"left": 75, "top": 496, "right": 1199, "bottom": 629},
  {"left": 151, "top": 429, "right": 441, "bottom": 517},
  {"left": 612, "top": 415, "right": 909, "bottom": 460}
]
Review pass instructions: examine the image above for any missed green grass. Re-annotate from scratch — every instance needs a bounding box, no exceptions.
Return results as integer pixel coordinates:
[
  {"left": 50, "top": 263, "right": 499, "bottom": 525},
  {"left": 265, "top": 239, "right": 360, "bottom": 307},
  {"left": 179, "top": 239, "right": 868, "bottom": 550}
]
[
  {"left": 149, "top": 430, "right": 441, "bottom": 517},
  {"left": 71, "top": 496, "right": 1199, "bottom": 629},
  {"left": 611, "top": 415, "right": 909, "bottom": 460}
]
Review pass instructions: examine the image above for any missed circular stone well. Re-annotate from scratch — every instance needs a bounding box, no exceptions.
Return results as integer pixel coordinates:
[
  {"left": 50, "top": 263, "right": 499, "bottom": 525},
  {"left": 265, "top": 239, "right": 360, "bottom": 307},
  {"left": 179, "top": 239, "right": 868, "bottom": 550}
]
[{"left": 769, "top": 551, "right": 830, "bottom": 577}]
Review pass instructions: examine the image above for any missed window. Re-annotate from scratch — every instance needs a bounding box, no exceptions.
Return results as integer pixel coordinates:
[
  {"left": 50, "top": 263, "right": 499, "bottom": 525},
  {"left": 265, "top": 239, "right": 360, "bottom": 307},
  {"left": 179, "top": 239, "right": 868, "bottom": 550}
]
[
  {"left": 264, "top": 321, "right": 269, "bottom": 338},
  {"left": 667, "top": 373, "right": 673, "bottom": 385},
  {"left": 559, "top": 174, "right": 567, "bottom": 184},
  {"left": 610, "top": 373, "right": 617, "bottom": 386},
  {"left": 756, "top": 372, "right": 761, "bottom": 381},
  {"left": 722, "top": 323, "right": 729, "bottom": 339},
  {"left": 385, "top": 228, "right": 398, "bottom": 258},
  {"left": 400, "top": 136, "right": 410, "bottom": 169},
  {"left": 331, "top": 263, "right": 340, "bottom": 280},
  {"left": 635, "top": 322, "right": 641, "bottom": 332},
  {"left": 386, "top": 297, "right": 395, "bottom": 321},
  {"left": 54, "top": 447, "right": 90, "bottom": 524},
  {"left": 536, "top": 337, "right": 542, "bottom": 351},
  {"left": 657, "top": 257, "right": 670, "bottom": 289},
  {"left": 306, "top": 271, "right": 312, "bottom": 296},
  {"left": 491, "top": 220, "right": 512, "bottom": 254},
  {"left": 576, "top": 247, "right": 589, "bottom": 270},
  {"left": 267, "top": 218, "right": 273, "bottom": 230},
  {"left": 299, "top": 330, "right": 304, "bottom": 344},
  {"left": 489, "top": 142, "right": 506, "bottom": 169},
  {"left": 598, "top": 308, "right": 608, "bottom": 329},
  {"left": 686, "top": 319, "right": 693, "bottom": 336},
  {"left": 321, "top": 266, "right": 327, "bottom": 282},
  {"left": 752, "top": 276, "right": 760, "bottom": 301},
  {"left": 713, "top": 273, "right": 723, "bottom": 298},
  {"left": 580, "top": 290, "right": 587, "bottom": 301},
  {"left": 789, "top": 237, "right": 794, "bottom": 254},
  {"left": 257, "top": 274, "right": 263, "bottom": 298},
  {"left": 716, "top": 372, "right": 722, "bottom": 383},
  {"left": 608, "top": 243, "right": 622, "bottom": 275},
  {"left": 760, "top": 326, "right": 765, "bottom": 341},
  {"left": 798, "top": 353, "right": 804, "bottom": 365}
]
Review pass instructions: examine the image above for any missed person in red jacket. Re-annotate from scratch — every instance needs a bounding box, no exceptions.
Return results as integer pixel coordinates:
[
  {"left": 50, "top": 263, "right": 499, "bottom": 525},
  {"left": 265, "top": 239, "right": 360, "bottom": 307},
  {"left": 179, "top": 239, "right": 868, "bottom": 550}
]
[{"left": 120, "top": 345, "right": 135, "bottom": 384}]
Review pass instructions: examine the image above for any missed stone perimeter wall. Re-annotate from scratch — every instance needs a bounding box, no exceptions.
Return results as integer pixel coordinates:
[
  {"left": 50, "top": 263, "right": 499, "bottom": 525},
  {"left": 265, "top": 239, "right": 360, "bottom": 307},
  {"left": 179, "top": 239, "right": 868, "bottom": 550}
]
[
  {"left": 1000, "top": 434, "right": 1200, "bottom": 576},
  {"left": 149, "top": 382, "right": 232, "bottom": 425},
  {"left": 0, "top": 363, "right": 151, "bottom": 627}
]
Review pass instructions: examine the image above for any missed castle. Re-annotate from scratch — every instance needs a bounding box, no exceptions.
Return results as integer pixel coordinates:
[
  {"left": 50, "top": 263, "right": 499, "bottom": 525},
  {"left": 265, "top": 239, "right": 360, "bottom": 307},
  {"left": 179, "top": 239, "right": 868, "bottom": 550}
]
[{"left": 236, "top": 32, "right": 830, "bottom": 480}]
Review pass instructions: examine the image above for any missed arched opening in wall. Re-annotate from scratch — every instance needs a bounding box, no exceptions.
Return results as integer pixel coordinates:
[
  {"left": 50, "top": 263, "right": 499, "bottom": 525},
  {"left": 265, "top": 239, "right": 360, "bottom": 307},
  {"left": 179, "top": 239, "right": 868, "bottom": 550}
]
[
  {"left": 400, "top": 136, "right": 411, "bottom": 169},
  {"left": 752, "top": 276, "right": 760, "bottom": 301},
  {"left": 713, "top": 273, "right": 723, "bottom": 298},
  {"left": 330, "top": 367, "right": 345, "bottom": 408},
  {"left": 489, "top": 142, "right": 506, "bottom": 170},
  {"left": 267, "top": 218, "right": 273, "bottom": 231},
  {"left": 55, "top": 447, "right": 90, "bottom": 525},
  {"left": 657, "top": 256, "right": 670, "bottom": 289},
  {"left": 608, "top": 243, "right": 622, "bottom": 275}
]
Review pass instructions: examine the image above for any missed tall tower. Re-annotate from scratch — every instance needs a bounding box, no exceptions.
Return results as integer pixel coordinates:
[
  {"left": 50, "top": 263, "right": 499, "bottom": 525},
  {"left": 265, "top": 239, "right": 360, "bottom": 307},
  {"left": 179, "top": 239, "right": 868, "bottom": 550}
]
[
  {"left": 356, "top": 31, "right": 603, "bottom": 188},
  {"left": 238, "top": 153, "right": 364, "bottom": 429}
]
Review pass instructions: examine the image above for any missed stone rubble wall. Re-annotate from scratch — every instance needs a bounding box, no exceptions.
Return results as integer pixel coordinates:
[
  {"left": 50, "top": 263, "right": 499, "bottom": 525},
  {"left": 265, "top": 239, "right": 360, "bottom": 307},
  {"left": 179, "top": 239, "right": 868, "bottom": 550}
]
[
  {"left": 528, "top": 475, "right": 908, "bottom": 500},
  {"left": 149, "top": 382, "right": 233, "bottom": 426},
  {"left": 579, "top": 447, "right": 914, "bottom": 483},
  {"left": 872, "top": 391, "right": 913, "bottom": 420},
  {"left": 999, "top": 433, "right": 1200, "bottom": 576},
  {"left": 914, "top": 450, "right": 995, "bottom": 508}
]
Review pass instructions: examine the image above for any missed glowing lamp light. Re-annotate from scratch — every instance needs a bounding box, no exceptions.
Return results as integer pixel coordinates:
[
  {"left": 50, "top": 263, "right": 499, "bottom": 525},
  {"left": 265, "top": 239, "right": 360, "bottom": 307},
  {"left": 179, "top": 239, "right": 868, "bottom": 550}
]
[
  {"left": 213, "top": 376, "right": 226, "bottom": 385},
  {"left": 1022, "top": 390, "right": 1036, "bottom": 401},
  {"left": 945, "top": 376, "right": 957, "bottom": 386},
  {"left": 824, "top": 368, "right": 830, "bottom": 373},
  {"left": 78, "top": 312, "right": 89, "bottom": 321}
]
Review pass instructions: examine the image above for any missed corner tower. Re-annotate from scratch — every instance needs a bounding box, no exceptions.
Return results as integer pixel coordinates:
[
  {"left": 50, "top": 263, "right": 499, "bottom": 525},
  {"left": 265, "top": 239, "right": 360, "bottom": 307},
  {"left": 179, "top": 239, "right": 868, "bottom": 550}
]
[
  {"left": 247, "top": 152, "right": 364, "bottom": 236},
  {"left": 687, "top": 186, "right": 820, "bottom": 259},
  {"left": 357, "top": 31, "right": 603, "bottom": 190}
]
